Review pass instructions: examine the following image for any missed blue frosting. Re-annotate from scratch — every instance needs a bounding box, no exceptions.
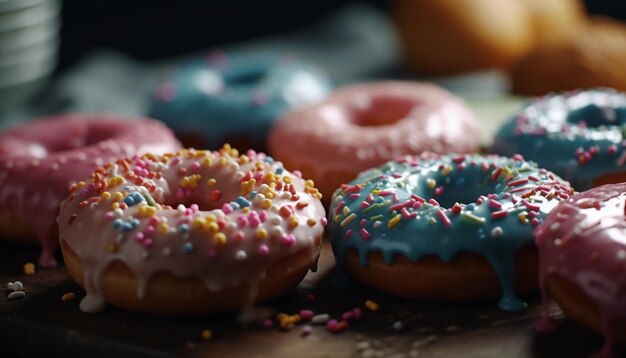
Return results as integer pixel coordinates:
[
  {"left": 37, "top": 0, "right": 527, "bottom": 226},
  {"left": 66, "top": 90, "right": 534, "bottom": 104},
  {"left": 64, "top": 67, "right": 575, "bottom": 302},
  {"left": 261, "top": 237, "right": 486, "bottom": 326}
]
[
  {"left": 492, "top": 89, "right": 626, "bottom": 190},
  {"left": 147, "top": 51, "right": 333, "bottom": 149},
  {"left": 329, "top": 154, "right": 573, "bottom": 312}
]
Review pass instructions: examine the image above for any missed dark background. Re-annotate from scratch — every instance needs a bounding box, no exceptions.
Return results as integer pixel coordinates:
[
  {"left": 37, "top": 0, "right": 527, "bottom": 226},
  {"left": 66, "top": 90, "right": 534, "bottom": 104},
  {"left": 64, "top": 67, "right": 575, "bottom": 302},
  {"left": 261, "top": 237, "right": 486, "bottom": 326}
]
[{"left": 57, "top": 0, "right": 626, "bottom": 72}]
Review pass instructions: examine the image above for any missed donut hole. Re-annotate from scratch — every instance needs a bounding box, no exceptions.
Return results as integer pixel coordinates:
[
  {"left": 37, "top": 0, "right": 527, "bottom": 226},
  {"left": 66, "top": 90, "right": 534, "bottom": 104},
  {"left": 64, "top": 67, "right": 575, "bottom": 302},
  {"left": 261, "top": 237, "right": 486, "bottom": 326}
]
[
  {"left": 565, "top": 104, "right": 626, "bottom": 127},
  {"left": 226, "top": 67, "right": 266, "bottom": 87},
  {"left": 418, "top": 168, "right": 500, "bottom": 208},
  {"left": 349, "top": 96, "right": 416, "bottom": 127}
]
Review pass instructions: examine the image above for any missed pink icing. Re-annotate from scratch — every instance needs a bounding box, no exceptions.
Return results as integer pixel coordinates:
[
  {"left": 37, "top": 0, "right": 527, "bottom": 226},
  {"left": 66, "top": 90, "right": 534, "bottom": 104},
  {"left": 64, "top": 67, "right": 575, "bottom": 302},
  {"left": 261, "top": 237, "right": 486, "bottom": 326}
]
[
  {"left": 534, "top": 183, "right": 626, "bottom": 356},
  {"left": 0, "top": 114, "right": 181, "bottom": 267},
  {"left": 57, "top": 146, "right": 325, "bottom": 317},
  {"left": 268, "top": 81, "right": 480, "bottom": 184}
]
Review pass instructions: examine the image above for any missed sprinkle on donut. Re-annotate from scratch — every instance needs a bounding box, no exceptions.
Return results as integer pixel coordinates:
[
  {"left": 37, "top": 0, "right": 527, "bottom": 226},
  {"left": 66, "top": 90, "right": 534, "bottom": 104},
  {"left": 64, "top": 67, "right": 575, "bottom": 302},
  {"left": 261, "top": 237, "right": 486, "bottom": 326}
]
[
  {"left": 58, "top": 144, "right": 326, "bottom": 315},
  {"left": 330, "top": 153, "right": 574, "bottom": 311}
]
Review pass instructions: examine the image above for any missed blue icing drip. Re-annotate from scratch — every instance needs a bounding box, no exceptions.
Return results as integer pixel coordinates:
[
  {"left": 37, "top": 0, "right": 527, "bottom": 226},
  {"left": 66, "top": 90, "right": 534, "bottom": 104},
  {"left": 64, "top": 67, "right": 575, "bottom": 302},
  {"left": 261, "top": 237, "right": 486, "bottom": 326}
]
[
  {"left": 147, "top": 52, "right": 333, "bottom": 149},
  {"left": 329, "top": 154, "right": 573, "bottom": 312},
  {"left": 492, "top": 88, "right": 626, "bottom": 190}
]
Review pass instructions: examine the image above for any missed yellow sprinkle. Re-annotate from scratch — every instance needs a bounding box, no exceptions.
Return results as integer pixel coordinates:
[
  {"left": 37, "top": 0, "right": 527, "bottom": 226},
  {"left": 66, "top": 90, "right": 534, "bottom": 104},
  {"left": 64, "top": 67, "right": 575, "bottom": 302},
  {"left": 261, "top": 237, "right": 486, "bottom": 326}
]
[
  {"left": 218, "top": 156, "right": 228, "bottom": 167},
  {"left": 427, "top": 178, "right": 436, "bottom": 189},
  {"left": 277, "top": 313, "right": 288, "bottom": 321},
  {"left": 334, "top": 215, "right": 341, "bottom": 223},
  {"left": 201, "top": 329, "right": 213, "bottom": 341},
  {"left": 111, "top": 202, "right": 120, "bottom": 210},
  {"left": 202, "top": 157, "right": 213, "bottom": 167},
  {"left": 341, "top": 213, "right": 357, "bottom": 227},
  {"left": 61, "top": 292, "right": 76, "bottom": 302},
  {"left": 261, "top": 199, "right": 272, "bottom": 209},
  {"left": 213, "top": 232, "right": 227, "bottom": 245},
  {"left": 342, "top": 206, "right": 350, "bottom": 215},
  {"left": 113, "top": 192, "right": 124, "bottom": 202},
  {"left": 205, "top": 215, "right": 217, "bottom": 223},
  {"left": 238, "top": 155, "right": 250, "bottom": 164},
  {"left": 304, "top": 179, "right": 315, "bottom": 188},
  {"left": 283, "top": 176, "right": 292, "bottom": 184},
  {"left": 256, "top": 228, "right": 268, "bottom": 239},
  {"left": 108, "top": 243, "right": 119, "bottom": 253},
  {"left": 205, "top": 222, "right": 219, "bottom": 233},
  {"left": 192, "top": 217, "right": 206, "bottom": 229},
  {"left": 100, "top": 192, "right": 111, "bottom": 200},
  {"left": 158, "top": 222, "right": 169, "bottom": 233},
  {"left": 23, "top": 262, "right": 35, "bottom": 275},
  {"left": 442, "top": 165, "right": 453, "bottom": 176},
  {"left": 242, "top": 207, "right": 250, "bottom": 213},
  {"left": 288, "top": 215, "right": 299, "bottom": 229},
  {"left": 518, "top": 212, "right": 529, "bottom": 224},
  {"left": 387, "top": 214, "right": 401, "bottom": 229},
  {"left": 307, "top": 218, "right": 316, "bottom": 227},
  {"left": 241, "top": 179, "right": 256, "bottom": 195},
  {"left": 372, "top": 189, "right": 380, "bottom": 195},
  {"left": 207, "top": 178, "right": 216, "bottom": 186},
  {"left": 76, "top": 181, "right": 86, "bottom": 189},
  {"left": 365, "top": 300, "right": 379, "bottom": 311}
]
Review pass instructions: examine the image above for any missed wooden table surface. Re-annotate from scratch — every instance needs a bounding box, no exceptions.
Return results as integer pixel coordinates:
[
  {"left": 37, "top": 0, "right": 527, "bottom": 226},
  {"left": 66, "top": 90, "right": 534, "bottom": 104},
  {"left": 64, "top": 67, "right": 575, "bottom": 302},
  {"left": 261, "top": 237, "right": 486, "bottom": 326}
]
[{"left": 0, "top": 239, "right": 622, "bottom": 358}]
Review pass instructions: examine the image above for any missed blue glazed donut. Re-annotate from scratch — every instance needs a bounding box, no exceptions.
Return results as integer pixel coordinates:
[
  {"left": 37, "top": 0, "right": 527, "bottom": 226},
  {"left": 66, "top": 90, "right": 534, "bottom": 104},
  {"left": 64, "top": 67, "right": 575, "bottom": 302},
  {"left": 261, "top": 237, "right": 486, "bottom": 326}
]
[
  {"left": 492, "top": 88, "right": 626, "bottom": 190},
  {"left": 329, "top": 153, "right": 573, "bottom": 312},
  {"left": 147, "top": 51, "right": 332, "bottom": 149}
]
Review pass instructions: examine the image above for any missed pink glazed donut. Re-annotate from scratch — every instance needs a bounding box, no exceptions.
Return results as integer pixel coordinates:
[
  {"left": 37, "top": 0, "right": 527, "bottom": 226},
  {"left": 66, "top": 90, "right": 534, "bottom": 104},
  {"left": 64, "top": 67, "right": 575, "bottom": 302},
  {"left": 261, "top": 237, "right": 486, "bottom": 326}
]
[
  {"left": 268, "top": 81, "right": 481, "bottom": 201},
  {"left": 0, "top": 114, "right": 181, "bottom": 267}
]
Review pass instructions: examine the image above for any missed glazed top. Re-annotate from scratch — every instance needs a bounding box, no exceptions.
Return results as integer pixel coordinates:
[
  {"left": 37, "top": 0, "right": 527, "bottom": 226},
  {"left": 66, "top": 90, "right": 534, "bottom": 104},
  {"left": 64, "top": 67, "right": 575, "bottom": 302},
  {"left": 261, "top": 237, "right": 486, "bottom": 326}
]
[
  {"left": 58, "top": 145, "right": 326, "bottom": 313},
  {"left": 492, "top": 88, "right": 626, "bottom": 190},
  {"left": 329, "top": 153, "right": 573, "bottom": 311},
  {"left": 148, "top": 51, "right": 333, "bottom": 149},
  {"left": 269, "top": 81, "right": 481, "bottom": 178},
  {"left": 0, "top": 114, "right": 181, "bottom": 266},
  {"left": 535, "top": 182, "right": 626, "bottom": 321}
]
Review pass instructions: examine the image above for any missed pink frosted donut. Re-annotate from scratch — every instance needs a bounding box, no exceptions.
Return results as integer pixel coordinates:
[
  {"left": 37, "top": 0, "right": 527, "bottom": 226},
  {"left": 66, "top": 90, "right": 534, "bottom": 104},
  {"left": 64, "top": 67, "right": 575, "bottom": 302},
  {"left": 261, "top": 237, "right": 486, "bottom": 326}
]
[
  {"left": 58, "top": 146, "right": 325, "bottom": 315},
  {"left": 0, "top": 114, "right": 181, "bottom": 267},
  {"left": 268, "top": 81, "right": 481, "bottom": 200}
]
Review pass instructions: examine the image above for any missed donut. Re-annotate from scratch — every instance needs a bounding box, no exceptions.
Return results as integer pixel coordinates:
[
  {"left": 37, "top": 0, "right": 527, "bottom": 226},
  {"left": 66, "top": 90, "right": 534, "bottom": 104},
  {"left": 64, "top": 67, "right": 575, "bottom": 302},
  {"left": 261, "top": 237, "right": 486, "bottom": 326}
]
[
  {"left": 268, "top": 81, "right": 481, "bottom": 201},
  {"left": 492, "top": 88, "right": 626, "bottom": 191},
  {"left": 534, "top": 183, "right": 626, "bottom": 355},
  {"left": 0, "top": 114, "right": 181, "bottom": 267},
  {"left": 329, "top": 153, "right": 573, "bottom": 311},
  {"left": 147, "top": 51, "right": 332, "bottom": 150},
  {"left": 393, "top": 0, "right": 583, "bottom": 75},
  {"left": 58, "top": 145, "right": 326, "bottom": 316},
  {"left": 510, "top": 17, "right": 626, "bottom": 96}
]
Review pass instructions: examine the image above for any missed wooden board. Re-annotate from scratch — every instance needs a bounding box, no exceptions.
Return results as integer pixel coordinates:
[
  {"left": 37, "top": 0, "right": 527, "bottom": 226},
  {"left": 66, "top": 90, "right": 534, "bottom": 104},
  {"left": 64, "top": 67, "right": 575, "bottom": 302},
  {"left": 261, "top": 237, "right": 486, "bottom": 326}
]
[{"left": 0, "top": 239, "right": 623, "bottom": 358}]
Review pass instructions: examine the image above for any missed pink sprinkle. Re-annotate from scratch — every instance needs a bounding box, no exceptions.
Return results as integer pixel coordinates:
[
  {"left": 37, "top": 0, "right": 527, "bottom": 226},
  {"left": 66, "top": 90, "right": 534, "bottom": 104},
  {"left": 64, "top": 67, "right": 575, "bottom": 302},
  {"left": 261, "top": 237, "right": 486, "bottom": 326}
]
[
  {"left": 320, "top": 217, "right": 328, "bottom": 226},
  {"left": 451, "top": 203, "right": 462, "bottom": 214},
  {"left": 259, "top": 210, "right": 267, "bottom": 222},
  {"left": 222, "top": 203, "right": 233, "bottom": 214},
  {"left": 412, "top": 201, "right": 423, "bottom": 209},
  {"left": 237, "top": 216, "right": 248, "bottom": 228},
  {"left": 608, "top": 144, "right": 618, "bottom": 155},
  {"left": 299, "top": 310, "right": 314, "bottom": 320},
  {"left": 361, "top": 201, "right": 370, "bottom": 209},
  {"left": 528, "top": 175, "right": 539, "bottom": 182},
  {"left": 145, "top": 225, "right": 155, "bottom": 234},
  {"left": 401, "top": 208, "right": 417, "bottom": 219},
  {"left": 390, "top": 201, "right": 412, "bottom": 212},
  {"left": 149, "top": 216, "right": 160, "bottom": 225},
  {"left": 349, "top": 193, "right": 360, "bottom": 200},
  {"left": 521, "top": 199, "right": 540, "bottom": 211},
  {"left": 301, "top": 325, "right": 312, "bottom": 336},
  {"left": 143, "top": 238, "right": 153, "bottom": 247},
  {"left": 531, "top": 218, "right": 540, "bottom": 226},
  {"left": 135, "top": 232, "right": 145, "bottom": 241},
  {"left": 342, "top": 311, "right": 355, "bottom": 321},
  {"left": 353, "top": 307, "right": 363, "bottom": 319},
  {"left": 508, "top": 179, "right": 529, "bottom": 187},
  {"left": 293, "top": 170, "right": 302, "bottom": 178},
  {"left": 360, "top": 219, "right": 367, "bottom": 226},
  {"left": 411, "top": 194, "right": 425, "bottom": 203},
  {"left": 360, "top": 228, "right": 371, "bottom": 240},
  {"left": 234, "top": 231, "right": 245, "bottom": 242},
  {"left": 491, "top": 210, "right": 508, "bottom": 219},
  {"left": 345, "top": 230, "right": 353, "bottom": 239},
  {"left": 452, "top": 155, "right": 465, "bottom": 163},
  {"left": 248, "top": 216, "right": 260, "bottom": 228},
  {"left": 263, "top": 319, "right": 273, "bottom": 329},
  {"left": 207, "top": 248, "right": 218, "bottom": 258},
  {"left": 378, "top": 190, "right": 392, "bottom": 197},
  {"left": 326, "top": 319, "right": 338, "bottom": 331},
  {"left": 392, "top": 172, "right": 402, "bottom": 178},
  {"left": 190, "top": 161, "right": 201, "bottom": 171},
  {"left": 366, "top": 194, "right": 374, "bottom": 202},
  {"left": 434, "top": 186, "right": 444, "bottom": 196},
  {"left": 258, "top": 244, "right": 269, "bottom": 255},
  {"left": 103, "top": 212, "right": 114, "bottom": 221},
  {"left": 512, "top": 154, "right": 524, "bottom": 161},
  {"left": 428, "top": 198, "right": 440, "bottom": 206},
  {"left": 489, "top": 199, "right": 502, "bottom": 209},
  {"left": 334, "top": 201, "right": 345, "bottom": 215},
  {"left": 176, "top": 188, "right": 185, "bottom": 199},
  {"left": 491, "top": 167, "right": 503, "bottom": 181},
  {"left": 280, "top": 234, "right": 296, "bottom": 247},
  {"left": 437, "top": 210, "right": 451, "bottom": 227}
]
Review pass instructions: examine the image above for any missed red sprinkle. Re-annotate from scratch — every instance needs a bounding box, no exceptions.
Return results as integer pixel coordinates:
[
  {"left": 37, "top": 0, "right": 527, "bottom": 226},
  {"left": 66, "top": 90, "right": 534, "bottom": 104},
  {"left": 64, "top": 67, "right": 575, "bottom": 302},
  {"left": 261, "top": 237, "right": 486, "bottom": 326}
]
[{"left": 491, "top": 210, "right": 508, "bottom": 220}]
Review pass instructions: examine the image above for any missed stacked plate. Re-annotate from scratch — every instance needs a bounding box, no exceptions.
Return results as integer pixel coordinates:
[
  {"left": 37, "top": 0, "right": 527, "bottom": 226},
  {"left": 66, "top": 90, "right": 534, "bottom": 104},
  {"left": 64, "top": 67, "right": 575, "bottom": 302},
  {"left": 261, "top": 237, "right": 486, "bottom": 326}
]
[{"left": 0, "top": 0, "right": 60, "bottom": 108}]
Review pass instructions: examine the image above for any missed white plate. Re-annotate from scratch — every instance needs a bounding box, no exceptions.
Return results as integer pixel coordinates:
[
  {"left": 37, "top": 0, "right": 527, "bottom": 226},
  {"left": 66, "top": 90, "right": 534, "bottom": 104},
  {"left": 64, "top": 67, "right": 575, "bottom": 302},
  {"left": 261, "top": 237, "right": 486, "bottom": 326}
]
[{"left": 0, "top": 0, "right": 59, "bottom": 32}]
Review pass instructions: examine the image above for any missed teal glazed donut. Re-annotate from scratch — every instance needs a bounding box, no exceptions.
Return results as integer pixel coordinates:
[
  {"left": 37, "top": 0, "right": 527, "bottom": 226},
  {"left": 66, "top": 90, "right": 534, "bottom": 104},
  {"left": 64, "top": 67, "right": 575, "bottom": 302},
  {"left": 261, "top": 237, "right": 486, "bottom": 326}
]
[
  {"left": 492, "top": 88, "right": 626, "bottom": 190},
  {"left": 147, "top": 51, "right": 332, "bottom": 149},
  {"left": 329, "top": 153, "right": 573, "bottom": 311}
]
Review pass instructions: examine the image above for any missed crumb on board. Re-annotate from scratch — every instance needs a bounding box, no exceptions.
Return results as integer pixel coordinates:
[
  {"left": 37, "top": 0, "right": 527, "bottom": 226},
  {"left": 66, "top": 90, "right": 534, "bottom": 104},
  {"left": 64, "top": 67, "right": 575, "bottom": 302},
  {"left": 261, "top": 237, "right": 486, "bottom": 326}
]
[
  {"left": 201, "top": 329, "right": 213, "bottom": 341},
  {"left": 62, "top": 292, "right": 76, "bottom": 301}
]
